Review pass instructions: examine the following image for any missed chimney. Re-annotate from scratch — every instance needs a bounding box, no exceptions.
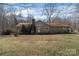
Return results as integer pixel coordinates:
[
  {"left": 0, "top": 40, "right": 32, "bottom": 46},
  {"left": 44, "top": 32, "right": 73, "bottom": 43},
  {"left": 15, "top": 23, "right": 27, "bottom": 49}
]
[{"left": 32, "top": 19, "right": 36, "bottom": 34}]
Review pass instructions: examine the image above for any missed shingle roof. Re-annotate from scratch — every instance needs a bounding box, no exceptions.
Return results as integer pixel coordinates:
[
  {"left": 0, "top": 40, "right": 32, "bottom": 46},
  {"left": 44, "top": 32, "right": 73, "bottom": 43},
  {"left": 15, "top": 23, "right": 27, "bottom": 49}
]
[
  {"left": 36, "top": 20, "right": 70, "bottom": 27},
  {"left": 48, "top": 23, "right": 70, "bottom": 27},
  {"left": 16, "top": 23, "right": 32, "bottom": 27},
  {"left": 16, "top": 20, "right": 70, "bottom": 28}
]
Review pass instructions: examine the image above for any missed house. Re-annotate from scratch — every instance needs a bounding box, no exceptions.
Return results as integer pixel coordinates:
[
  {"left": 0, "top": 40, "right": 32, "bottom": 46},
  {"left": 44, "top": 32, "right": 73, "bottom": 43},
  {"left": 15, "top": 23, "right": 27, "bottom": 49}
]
[
  {"left": 16, "top": 23, "right": 33, "bottom": 34},
  {"left": 35, "top": 20, "right": 50, "bottom": 34},
  {"left": 16, "top": 20, "right": 72, "bottom": 34},
  {"left": 35, "top": 20, "right": 71, "bottom": 34}
]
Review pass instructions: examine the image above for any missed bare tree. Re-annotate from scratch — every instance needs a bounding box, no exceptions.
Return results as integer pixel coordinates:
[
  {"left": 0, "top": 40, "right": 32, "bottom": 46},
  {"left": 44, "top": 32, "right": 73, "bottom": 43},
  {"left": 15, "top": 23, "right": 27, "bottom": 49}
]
[
  {"left": 43, "top": 3, "right": 57, "bottom": 24},
  {"left": 73, "top": 3, "right": 79, "bottom": 31},
  {"left": 0, "top": 3, "right": 7, "bottom": 32}
]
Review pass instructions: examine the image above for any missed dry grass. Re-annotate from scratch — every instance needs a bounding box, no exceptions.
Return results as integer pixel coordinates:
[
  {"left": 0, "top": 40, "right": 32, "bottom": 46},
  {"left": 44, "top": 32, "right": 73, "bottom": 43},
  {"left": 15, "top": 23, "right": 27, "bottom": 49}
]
[{"left": 0, "top": 34, "right": 79, "bottom": 56}]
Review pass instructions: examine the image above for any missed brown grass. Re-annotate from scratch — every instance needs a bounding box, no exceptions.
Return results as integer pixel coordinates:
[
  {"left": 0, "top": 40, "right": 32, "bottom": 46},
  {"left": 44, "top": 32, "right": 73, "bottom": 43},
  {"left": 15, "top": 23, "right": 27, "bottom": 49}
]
[{"left": 0, "top": 34, "right": 79, "bottom": 56}]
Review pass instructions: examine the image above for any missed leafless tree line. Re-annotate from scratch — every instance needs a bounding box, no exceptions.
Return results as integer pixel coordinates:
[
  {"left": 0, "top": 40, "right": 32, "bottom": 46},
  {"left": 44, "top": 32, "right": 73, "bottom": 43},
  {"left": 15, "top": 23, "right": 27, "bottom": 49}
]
[{"left": 0, "top": 3, "right": 79, "bottom": 35}]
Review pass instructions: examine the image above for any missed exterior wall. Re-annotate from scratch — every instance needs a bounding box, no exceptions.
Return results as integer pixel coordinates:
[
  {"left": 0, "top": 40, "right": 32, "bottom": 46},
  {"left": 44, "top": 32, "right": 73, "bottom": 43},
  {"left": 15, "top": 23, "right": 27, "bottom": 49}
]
[
  {"left": 49, "top": 27, "right": 70, "bottom": 33},
  {"left": 36, "top": 26, "right": 49, "bottom": 34},
  {"left": 35, "top": 21, "right": 70, "bottom": 34},
  {"left": 35, "top": 21, "right": 49, "bottom": 34}
]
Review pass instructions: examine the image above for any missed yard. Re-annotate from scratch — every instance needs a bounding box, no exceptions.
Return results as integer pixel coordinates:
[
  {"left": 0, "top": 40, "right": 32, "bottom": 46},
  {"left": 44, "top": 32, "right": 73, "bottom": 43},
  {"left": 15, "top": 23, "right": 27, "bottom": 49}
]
[{"left": 0, "top": 34, "right": 79, "bottom": 56}]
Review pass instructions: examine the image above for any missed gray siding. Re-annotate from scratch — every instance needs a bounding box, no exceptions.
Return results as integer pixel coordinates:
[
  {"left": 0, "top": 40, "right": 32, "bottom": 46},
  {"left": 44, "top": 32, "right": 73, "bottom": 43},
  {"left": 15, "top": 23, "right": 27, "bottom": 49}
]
[{"left": 35, "top": 21, "right": 70, "bottom": 34}]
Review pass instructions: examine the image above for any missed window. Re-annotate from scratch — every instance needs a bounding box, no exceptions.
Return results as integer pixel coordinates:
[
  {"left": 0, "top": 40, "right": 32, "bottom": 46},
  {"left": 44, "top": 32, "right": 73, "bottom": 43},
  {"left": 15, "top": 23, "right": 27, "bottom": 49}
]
[{"left": 38, "top": 27, "right": 40, "bottom": 33}]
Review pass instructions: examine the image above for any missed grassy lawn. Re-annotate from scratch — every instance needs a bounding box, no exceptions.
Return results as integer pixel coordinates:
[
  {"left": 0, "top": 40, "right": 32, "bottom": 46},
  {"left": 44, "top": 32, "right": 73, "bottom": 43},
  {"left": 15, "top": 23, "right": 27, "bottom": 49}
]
[{"left": 0, "top": 34, "right": 79, "bottom": 56}]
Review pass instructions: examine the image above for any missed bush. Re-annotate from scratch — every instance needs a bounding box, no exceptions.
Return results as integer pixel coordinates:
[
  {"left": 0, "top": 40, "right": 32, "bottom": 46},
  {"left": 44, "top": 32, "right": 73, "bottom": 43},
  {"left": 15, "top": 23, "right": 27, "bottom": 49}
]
[
  {"left": 20, "top": 24, "right": 32, "bottom": 34},
  {"left": 13, "top": 33, "right": 18, "bottom": 37},
  {"left": 1, "top": 29, "right": 12, "bottom": 35},
  {"left": 1, "top": 28, "right": 19, "bottom": 36}
]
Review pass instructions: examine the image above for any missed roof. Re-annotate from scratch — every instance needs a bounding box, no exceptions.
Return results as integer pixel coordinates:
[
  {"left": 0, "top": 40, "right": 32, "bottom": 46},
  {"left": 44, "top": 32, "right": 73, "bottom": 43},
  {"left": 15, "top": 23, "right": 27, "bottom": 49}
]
[
  {"left": 16, "top": 23, "right": 32, "bottom": 27},
  {"left": 48, "top": 23, "right": 70, "bottom": 27},
  {"left": 36, "top": 20, "right": 70, "bottom": 27},
  {"left": 16, "top": 20, "right": 70, "bottom": 28}
]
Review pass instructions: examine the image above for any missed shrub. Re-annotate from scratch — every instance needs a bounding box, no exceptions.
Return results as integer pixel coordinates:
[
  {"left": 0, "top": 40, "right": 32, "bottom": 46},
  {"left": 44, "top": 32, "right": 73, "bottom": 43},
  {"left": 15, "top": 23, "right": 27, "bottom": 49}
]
[
  {"left": 1, "top": 29, "right": 12, "bottom": 35},
  {"left": 20, "top": 24, "right": 32, "bottom": 34}
]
